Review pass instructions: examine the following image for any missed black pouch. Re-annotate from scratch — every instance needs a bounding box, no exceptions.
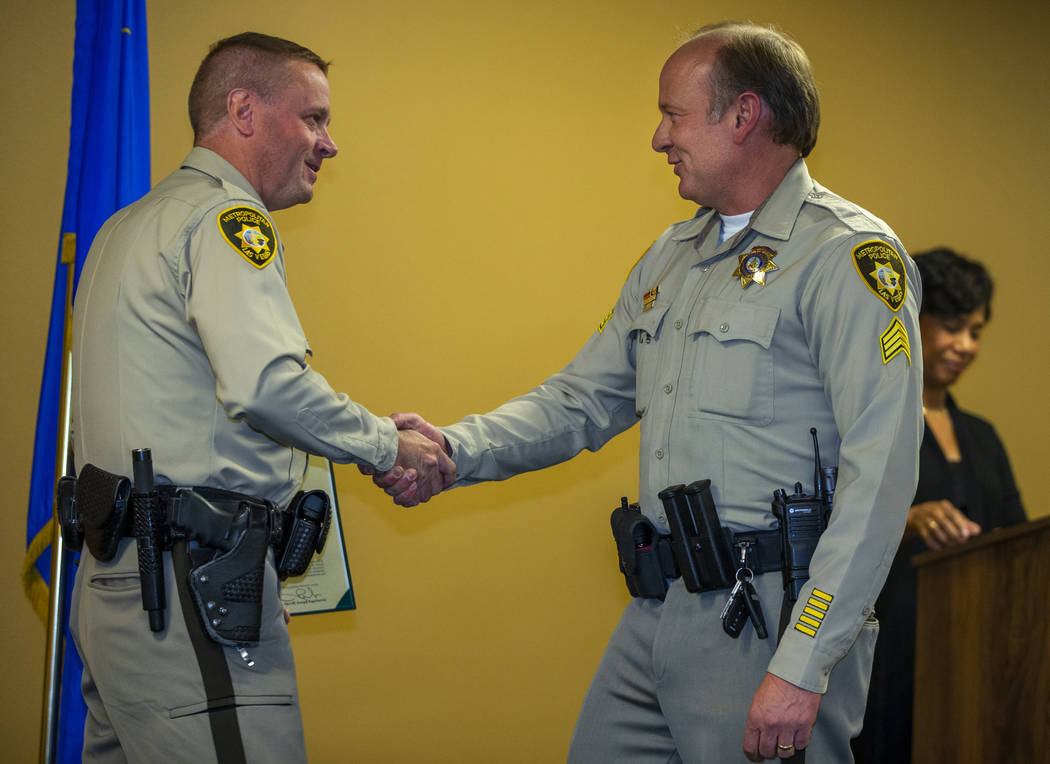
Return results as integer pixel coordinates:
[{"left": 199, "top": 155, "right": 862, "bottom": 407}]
[
  {"left": 186, "top": 503, "right": 270, "bottom": 646},
  {"left": 659, "top": 479, "right": 736, "bottom": 592},
  {"left": 276, "top": 489, "right": 331, "bottom": 580},
  {"left": 610, "top": 498, "right": 673, "bottom": 600},
  {"left": 75, "top": 464, "right": 132, "bottom": 562},
  {"left": 56, "top": 475, "right": 83, "bottom": 552}
]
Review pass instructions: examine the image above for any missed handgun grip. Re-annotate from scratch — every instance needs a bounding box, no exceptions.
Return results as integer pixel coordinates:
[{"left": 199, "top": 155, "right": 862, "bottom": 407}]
[{"left": 169, "top": 489, "right": 247, "bottom": 551}]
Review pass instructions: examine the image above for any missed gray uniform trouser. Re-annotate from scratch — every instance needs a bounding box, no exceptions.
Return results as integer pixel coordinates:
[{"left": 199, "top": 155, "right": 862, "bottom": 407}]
[
  {"left": 70, "top": 538, "right": 306, "bottom": 763},
  {"left": 568, "top": 573, "right": 877, "bottom": 763}
]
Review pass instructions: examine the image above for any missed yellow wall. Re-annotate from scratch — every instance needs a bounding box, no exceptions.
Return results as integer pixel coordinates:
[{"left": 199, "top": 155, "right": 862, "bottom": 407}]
[{"left": 3, "top": 1, "right": 1048, "bottom": 760}]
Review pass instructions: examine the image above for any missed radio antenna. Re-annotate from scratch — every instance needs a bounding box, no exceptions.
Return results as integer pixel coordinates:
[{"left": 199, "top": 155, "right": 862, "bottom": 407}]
[{"left": 810, "top": 427, "right": 823, "bottom": 500}]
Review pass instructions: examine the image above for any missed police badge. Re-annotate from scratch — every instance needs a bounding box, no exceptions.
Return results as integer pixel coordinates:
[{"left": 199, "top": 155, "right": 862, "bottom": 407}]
[{"left": 733, "top": 245, "right": 778, "bottom": 288}]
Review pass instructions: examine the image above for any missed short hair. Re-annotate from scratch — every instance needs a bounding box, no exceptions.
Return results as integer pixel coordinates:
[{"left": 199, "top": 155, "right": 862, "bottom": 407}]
[
  {"left": 189, "top": 32, "right": 330, "bottom": 140},
  {"left": 690, "top": 22, "right": 820, "bottom": 158},
  {"left": 914, "top": 247, "right": 994, "bottom": 321}
]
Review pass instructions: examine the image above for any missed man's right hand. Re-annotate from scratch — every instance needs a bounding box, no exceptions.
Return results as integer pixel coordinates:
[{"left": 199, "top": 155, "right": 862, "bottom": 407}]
[{"left": 381, "top": 428, "right": 456, "bottom": 506}]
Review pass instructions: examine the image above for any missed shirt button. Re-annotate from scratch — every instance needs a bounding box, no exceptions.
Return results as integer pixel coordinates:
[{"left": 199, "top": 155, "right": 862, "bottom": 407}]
[
  {"left": 703, "top": 266, "right": 711, "bottom": 272},
  {"left": 663, "top": 383, "right": 673, "bottom": 394},
  {"left": 655, "top": 449, "right": 664, "bottom": 459},
  {"left": 674, "top": 319, "right": 683, "bottom": 330},
  {"left": 719, "top": 322, "right": 729, "bottom": 333}
]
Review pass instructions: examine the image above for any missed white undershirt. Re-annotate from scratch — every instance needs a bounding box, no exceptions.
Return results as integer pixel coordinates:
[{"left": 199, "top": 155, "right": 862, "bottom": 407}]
[{"left": 718, "top": 210, "right": 755, "bottom": 245}]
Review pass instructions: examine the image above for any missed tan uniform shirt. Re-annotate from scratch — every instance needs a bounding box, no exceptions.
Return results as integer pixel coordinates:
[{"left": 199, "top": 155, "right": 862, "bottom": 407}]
[
  {"left": 443, "top": 160, "right": 923, "bottom": 691},
  {"left": 72, "top": 147, "right": 397, "bottom": 506}
]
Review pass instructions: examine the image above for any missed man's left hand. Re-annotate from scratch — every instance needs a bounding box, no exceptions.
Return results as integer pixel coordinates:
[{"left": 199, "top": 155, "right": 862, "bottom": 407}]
[{"left": 742, "top": 672, "right": 820, "bottom": 761}]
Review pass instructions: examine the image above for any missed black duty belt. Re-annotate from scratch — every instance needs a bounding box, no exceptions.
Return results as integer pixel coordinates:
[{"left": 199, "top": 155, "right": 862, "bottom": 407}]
[
  {"left": 58, "top": 462, "right": 331, "bottom": 637},
  {"left": 57, "top": 464, "right": 282, "bottom": 561},
  {"left": 641, "top": 527, "right": 782, "bottom": 582}
]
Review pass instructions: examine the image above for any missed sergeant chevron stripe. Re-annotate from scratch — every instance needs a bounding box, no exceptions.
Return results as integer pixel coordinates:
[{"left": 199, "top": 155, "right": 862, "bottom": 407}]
[{"left": 879, "top": 316, "right": 911, "bottom": 365}]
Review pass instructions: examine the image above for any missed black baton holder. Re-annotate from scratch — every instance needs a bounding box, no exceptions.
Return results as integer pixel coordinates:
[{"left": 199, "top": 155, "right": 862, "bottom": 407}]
[{"left": 132, "top": 448, "right": 166, "bottom": 632}]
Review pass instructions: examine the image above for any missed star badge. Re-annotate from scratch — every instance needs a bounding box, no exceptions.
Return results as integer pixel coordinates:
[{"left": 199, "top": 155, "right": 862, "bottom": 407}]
[
  {"left": 869, "top": 262, "right": 901, "bottom": 296},
  {"left": 236, "top": 224, "right": 270, "bottom": 254},
  {"left": 733, "top": 246, "right": 778, "bottom": 288}
]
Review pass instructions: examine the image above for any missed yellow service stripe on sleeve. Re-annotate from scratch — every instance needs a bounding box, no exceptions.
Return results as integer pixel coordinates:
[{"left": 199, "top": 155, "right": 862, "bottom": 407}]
[{"left": 793, "top": 588, "right": 835, "bottom": 638}]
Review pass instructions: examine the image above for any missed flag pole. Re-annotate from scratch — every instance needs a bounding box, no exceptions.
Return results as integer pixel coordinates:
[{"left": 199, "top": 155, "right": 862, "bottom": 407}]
[{"left": 39, "top": 233, "right": 77, "bottom": 764}]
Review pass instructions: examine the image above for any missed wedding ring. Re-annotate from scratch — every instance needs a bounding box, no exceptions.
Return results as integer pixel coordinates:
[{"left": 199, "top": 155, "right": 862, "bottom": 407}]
[
  {"left": 928, "top": 520, "right": 938, "bottom": 529},
  {"left": 777, "top": 744, "right": 795, "bottom": 750}
]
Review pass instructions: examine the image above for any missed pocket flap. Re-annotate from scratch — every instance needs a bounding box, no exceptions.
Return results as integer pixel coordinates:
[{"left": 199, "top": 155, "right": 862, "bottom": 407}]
[
  {"left": 628, "top": 304, "right": 670, "bottom": 341},
  {"left": 687, "top": 299, "right": 780, "bottom": 349}
]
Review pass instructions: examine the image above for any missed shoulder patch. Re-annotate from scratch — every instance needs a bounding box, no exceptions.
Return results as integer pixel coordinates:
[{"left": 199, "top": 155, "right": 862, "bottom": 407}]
[
  {"left": 217, "top": 206, "right": 277, "bottom": 269},
  {"left": 851, "top": 240, "right": 906, "bottom": 311}
]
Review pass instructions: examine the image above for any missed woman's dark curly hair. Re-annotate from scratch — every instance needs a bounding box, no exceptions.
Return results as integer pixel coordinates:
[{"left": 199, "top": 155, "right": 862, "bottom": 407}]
[{"left": 914, "top": 247, "right": 994, "bottom": 321}]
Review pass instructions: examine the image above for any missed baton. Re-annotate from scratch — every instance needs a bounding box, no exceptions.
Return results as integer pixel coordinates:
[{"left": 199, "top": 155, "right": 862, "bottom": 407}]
[{"left": 132, "top": 448, "right": 165, "bottom": 631}]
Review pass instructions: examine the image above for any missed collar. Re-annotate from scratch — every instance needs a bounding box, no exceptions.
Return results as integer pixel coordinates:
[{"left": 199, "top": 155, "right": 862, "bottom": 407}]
[
  {"left": 181, "top": 146, "right": 267, "bottom": 210},
  {"left": 669, "top": 158, "right": 815, "bottom": 244}
]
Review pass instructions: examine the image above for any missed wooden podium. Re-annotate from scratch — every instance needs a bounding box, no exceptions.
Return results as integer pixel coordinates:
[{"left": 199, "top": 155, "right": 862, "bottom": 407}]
[{"left": 912, "top": 516, "right": 1050, "bottom": 762}]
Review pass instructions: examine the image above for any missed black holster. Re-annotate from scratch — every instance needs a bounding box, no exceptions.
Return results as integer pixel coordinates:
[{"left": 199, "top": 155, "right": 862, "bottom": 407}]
[
  {"left": 167, "top": 487, "right": 284, "bottom": 646},
  {"left": 184, "top": 501, "right": 273, "bottom": 646}
]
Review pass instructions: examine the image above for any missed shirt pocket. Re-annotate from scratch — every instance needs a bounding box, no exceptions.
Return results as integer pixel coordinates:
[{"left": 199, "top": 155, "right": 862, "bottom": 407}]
[
  {"left": 628, "top": 306, "right": 671, "bottom": 417},
  {"left": 685, "top": 299, "right": 780, "bottom": 425}
]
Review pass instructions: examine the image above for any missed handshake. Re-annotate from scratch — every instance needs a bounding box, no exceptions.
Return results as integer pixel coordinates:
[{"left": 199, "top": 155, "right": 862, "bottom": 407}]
[{"left": 361, "top": 413, "right": 454, "bottom": 507}]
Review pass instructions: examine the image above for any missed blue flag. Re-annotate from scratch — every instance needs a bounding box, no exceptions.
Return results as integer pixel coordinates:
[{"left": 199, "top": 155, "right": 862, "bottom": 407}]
[{"left": 23, "top": 1, "right": 150, "bottom": 760}]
